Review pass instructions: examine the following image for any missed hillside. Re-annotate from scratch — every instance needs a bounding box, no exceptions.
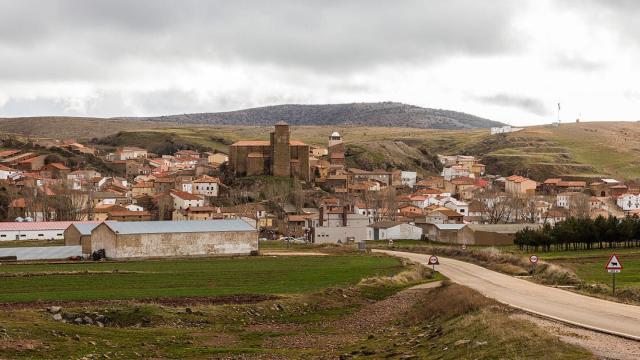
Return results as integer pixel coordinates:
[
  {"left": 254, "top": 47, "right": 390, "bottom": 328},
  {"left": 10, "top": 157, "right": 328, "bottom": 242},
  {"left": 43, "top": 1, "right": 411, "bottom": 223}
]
[
  {"left": 90, "top": 122, "right": 640, "bottom": 181},
  {"left": 2, "top": 116, "right": 639, "bottom": 181},
  {"left": 0, "top": 117, "right": 175, "bottom": 140},
  {"left": 119, "top": 102, "right": 505, "bottom": 129}
]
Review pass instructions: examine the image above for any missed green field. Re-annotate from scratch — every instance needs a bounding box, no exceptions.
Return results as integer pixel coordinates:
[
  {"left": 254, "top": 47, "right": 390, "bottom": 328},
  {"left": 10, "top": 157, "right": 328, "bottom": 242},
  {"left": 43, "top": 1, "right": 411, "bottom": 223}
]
[{"left": 0, "top": 255, "right": 402, "bottom": 303}]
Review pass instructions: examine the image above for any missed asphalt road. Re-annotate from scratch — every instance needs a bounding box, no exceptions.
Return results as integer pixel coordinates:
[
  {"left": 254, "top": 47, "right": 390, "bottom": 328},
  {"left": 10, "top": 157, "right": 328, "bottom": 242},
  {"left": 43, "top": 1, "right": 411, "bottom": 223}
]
[{"left": 374, "top": 249, "right": 640, "bottom": 340}]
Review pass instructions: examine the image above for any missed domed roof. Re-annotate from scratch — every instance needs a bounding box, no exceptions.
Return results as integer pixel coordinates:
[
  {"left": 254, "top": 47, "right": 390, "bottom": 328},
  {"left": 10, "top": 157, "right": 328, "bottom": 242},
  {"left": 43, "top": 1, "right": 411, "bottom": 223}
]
[{"left": 331, "top": 131, "right": 341, "bottom": 137}]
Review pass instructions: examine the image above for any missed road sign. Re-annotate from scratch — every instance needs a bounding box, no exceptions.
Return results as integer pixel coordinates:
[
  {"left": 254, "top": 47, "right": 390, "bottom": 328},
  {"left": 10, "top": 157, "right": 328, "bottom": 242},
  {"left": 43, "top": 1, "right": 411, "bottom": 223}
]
[
  {"left": 605, "top": 254, "right": 623, "bottom": 271},
  {"left": 529, "top": 255, "right": 539, "bottom": 264},
  {"left": 461, "top": 244, "right": 467, "bottom": 250},
  {"left": 605, "top": 254, "right": 623, "bottom": 296},
  {"left": 428, "top": 255, "right": 439, "bottom": 265}
]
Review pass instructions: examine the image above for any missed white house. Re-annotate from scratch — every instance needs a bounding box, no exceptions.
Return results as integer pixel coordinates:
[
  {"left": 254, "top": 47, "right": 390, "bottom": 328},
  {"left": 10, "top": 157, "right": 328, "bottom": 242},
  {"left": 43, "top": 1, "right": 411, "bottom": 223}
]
[
  {"left": 170, "top": 190, "right": 205, "bottom": 210},
  {"left": 444, "top": 199, "right": 469, "bottom": 215},
  {"left": 192, "top": 176, "right": 220, "bottom": 197},
  {"left": 367, "top": 221, "right": 423, "bottom": 240},
  {"left": 556, "top": 193, "right": 572, "bottom": 209},
  {"left": 617, "top": 193, "right": 640, "bottom": 212},
  {"left": 0, "top": 164, "right": 18, "bottom": 180},
  {"left": 441, "top": 165, "right": 471, "bottom": 181},
  {"left": 400, "top": 171, "right": 417, "bottom": 188}
]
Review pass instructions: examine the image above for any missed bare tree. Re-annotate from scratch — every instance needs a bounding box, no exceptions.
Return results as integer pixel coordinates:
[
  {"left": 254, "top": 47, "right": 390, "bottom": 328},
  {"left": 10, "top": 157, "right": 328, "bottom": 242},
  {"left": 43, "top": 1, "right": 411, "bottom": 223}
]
[{"left": 569, "top": 192, "right": 591, "bottom": 219}]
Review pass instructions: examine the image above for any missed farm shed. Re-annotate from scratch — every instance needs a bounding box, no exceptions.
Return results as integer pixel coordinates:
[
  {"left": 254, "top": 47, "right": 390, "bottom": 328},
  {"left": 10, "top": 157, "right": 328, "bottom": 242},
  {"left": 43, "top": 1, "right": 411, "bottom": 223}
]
[
  {"left": 420, "top": 223, "right": 465, "bottom": 243},
  {"left": 64, "top": 222, "right": 116, "bottom": 255},
  {"left": 89, "top": 219, "right": 258, "bottom": 259},
  {"left": 0, "top": 221, "right": 101, "bottom": 241},
  {"left": 367, "top": 221, "right": 423, "bottom": 240},
  {"left": 459, "top": 224, "right": 542, "bottom": 246}
]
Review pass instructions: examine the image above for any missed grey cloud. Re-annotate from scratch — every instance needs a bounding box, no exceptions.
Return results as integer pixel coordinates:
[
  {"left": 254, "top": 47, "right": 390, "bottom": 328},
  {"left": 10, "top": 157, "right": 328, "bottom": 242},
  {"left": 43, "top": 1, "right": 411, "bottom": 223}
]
[
  {"left": 561, "top": 1, "right": 640, "bottom": 45},
  {"left": 0, "top": 0, "right": 520, "bottom": 79},
  {"left": 475, "top": 94, "right": 549, "bottom": 116},
  {"left": 552, "top": 54, "right": 605, "bottom": 72}
]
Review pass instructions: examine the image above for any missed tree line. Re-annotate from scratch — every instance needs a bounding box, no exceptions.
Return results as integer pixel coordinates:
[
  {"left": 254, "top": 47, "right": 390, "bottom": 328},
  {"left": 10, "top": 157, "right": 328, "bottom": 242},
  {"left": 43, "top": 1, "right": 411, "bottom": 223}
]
[{"left": 514, "top": 215, "right": 640, "bottom": 252}]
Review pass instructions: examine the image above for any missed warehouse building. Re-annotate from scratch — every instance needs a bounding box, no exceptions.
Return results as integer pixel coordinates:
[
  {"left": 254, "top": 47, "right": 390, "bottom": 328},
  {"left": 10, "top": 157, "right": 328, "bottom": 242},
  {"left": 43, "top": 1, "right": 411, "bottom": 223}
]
[
  {"left": 0, "top": 221, "right": 102, "bottom": 241},
  {"left": 89, "top": 219, "right": 258, "bottom": 259},
  {"left": 64, "top": 222, "right": 114, "bottom": 255}
]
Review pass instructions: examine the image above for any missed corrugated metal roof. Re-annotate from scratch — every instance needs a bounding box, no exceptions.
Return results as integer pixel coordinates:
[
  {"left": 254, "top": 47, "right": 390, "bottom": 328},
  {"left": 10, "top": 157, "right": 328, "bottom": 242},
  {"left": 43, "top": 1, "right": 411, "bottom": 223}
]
[
  {"left": 103, "top": 219, "right": 256, "bottom": 235},
  {"left": 71, "top": 221, "right": 117, "bottom": 235},
  {"left": 0, "top": 246, "right": 81, "bottom": 260},
  {"left": 434, "top": 224, "right": 466, "bottom": 230}
]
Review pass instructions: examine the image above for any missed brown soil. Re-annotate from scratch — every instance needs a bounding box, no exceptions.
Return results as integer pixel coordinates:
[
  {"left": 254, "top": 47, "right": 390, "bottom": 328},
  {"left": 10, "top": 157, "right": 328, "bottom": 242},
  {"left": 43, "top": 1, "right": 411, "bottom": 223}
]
[{"left": 0, "top": 294, "right": 280, "bottom": 311}]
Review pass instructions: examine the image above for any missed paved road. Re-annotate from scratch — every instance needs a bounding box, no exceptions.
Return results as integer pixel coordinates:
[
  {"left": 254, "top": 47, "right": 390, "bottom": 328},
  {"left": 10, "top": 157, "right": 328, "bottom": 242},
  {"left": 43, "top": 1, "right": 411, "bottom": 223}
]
[{"left": 374, "top": 249, "right": 640, "bottom": 340}]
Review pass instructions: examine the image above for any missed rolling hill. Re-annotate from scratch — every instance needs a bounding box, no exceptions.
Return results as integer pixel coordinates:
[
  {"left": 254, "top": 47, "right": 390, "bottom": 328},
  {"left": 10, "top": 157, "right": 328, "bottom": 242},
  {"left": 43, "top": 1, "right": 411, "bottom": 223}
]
[{"left": 118, "top": 102, "right": 505, "bottom": 129}]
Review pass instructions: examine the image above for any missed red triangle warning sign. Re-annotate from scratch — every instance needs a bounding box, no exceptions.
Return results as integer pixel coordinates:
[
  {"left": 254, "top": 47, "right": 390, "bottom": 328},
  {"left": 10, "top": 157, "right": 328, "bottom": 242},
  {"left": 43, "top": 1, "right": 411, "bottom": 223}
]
[{"left": 605, "top": 254, "right": 623, "bottom": 270}]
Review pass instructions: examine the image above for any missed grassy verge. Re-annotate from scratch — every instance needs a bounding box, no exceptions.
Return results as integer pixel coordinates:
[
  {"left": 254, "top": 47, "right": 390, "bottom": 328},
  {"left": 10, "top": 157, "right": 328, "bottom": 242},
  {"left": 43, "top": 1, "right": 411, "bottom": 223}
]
[
  {"left": 342, "top": 282, "right": 593, "bottom": 359},
  {"left": 0, "top": 254, "right": 402, "bottom": 303}
]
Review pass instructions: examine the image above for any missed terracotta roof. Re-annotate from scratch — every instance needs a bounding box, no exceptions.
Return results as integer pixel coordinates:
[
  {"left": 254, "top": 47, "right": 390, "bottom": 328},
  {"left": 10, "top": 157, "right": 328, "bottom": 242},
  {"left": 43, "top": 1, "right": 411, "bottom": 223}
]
[
  {"left": 230, "top": 140, "right": 271, "bottom": 147},
  {"left": 0, "top": 149, "right": 20, "bottom": 158},
  {"left": 286, "top": 215, "right": 308, "bottom": 222},
  {"left": 0, "top": 164, "right": 15, "bottom": 171},
  {"left": 186, "top": 206, "right": 218, "bottom": 212},
  {"left": 108, "top": 210, "right": 151, "bottom": 217},
  {"left": 450, "top": 177, "right": 475, "bottom": 185},
  {"left": 47, "top": 162, "right": 70, "bottom": 170},
  {"left": 170, "top": 189, "right": 203, "bottom": 201},
  {"left": 431, "top": 208, "right": 463, "bottom": 218},
  {"left": 558, "top": 181, "right": 586, "bottom": 187},
  {"left": 193, "top": 175, "right": 220, "bottom": 183},
  {"left": 544, "top": 178, "right": 562, "bottom": 185}
]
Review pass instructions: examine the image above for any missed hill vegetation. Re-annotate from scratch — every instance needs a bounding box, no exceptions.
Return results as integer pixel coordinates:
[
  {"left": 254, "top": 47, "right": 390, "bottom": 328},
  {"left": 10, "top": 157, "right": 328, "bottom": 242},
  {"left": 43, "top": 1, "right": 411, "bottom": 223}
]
[
  {"left": 118, "top": 102, "right": 505, "bottom": 129},
  {"left": 2, "top": 116, "right": 640, "bottom": 180}
]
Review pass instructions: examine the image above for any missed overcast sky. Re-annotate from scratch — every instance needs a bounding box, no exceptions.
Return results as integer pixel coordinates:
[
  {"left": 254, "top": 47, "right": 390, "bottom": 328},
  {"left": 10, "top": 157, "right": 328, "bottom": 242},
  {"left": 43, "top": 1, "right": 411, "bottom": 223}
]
[{"left": 0, "top": 0, "right": 639, "bottom": 125}]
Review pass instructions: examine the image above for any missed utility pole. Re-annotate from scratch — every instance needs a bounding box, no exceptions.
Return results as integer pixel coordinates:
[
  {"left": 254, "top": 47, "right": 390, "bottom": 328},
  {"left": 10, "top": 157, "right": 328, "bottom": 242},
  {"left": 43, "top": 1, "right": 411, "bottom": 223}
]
[{"left": 557, "top": 102, "right": 561, "bottom": 126}]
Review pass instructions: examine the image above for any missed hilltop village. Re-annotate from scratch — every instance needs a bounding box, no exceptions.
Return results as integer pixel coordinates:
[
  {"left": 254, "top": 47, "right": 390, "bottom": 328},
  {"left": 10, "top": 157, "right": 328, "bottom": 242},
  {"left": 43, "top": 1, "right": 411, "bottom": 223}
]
[{"left": 0, "top": 122, "right": 637, "bottom": 258}]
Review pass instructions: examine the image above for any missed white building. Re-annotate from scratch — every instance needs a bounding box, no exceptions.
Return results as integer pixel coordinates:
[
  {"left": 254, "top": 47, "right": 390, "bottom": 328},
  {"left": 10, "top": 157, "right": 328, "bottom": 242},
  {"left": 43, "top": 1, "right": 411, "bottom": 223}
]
[
  {"left": 441, "top": 165, "right": 471, "bottom": 181},
  {"left": 490, "top": 126, "right": 523, "bottom": 135},
  {"left": 170, "top": 190, "right": 205, "bottom": 210},
  {"left": 617, "top": 193, "right": 640, "bottom": 212},
  {"left": 310, "top": 206, "right": 371, "bottom": 244},
  {"left": 192, "top": 175, "right": 220, "bottom": 197},
  {"left": 0, "top": 164, "right": 18, "bottom": 180},
  {"left": 367, "top": 221, "right": 423, "bottom": 240},
  {"left": 444, "top": 199, "right": 469, "bottom": 215},
  {"left": 400, "top": 171, "right": 417, "bottom": 188},
  {"left": 0, "top": 221, "right": 102, "bottom": 241},
  {"left": 556, "top": 193, "right": 572, "bottom": 209}
]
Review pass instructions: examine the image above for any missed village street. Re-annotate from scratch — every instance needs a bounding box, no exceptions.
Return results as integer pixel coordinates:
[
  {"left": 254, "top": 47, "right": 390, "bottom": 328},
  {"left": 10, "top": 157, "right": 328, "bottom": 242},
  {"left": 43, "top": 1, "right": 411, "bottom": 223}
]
[{"left": 374, "top": 249, "right": 640, "bottom": 341}]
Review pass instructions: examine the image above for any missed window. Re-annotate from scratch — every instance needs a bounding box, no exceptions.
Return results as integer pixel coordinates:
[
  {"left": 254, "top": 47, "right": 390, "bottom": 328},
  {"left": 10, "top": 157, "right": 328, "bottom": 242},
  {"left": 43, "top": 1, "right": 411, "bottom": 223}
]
[
  {"left": 57, "top": 233, "right": 62, "bottom": 236},
  {"left": 0, "top": 235, "right": 5, "bottom": 238}
]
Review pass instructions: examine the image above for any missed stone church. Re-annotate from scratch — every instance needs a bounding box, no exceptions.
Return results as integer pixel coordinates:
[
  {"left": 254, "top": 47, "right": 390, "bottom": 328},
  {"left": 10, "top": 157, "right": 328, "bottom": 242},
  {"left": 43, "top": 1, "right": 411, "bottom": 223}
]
[{"left": 228, "top": 122, "right": 310, "bottom": 181}]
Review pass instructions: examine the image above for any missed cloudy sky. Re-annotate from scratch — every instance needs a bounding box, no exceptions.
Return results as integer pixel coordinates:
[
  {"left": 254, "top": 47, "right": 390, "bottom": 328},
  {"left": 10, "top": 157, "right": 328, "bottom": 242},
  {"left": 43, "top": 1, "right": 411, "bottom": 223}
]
[{"left": 0, "top": 0, "right": 639, "bottom": 125}]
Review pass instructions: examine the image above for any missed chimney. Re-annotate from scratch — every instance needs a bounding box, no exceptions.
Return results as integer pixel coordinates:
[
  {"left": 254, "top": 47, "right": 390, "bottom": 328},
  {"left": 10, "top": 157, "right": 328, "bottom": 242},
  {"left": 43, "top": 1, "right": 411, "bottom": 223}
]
[
  {"left": 342, "top": 205, "right": 348, "bottom": 227},
  {"left": 319, "top": 206, "right": 324, "bottom": 227}
]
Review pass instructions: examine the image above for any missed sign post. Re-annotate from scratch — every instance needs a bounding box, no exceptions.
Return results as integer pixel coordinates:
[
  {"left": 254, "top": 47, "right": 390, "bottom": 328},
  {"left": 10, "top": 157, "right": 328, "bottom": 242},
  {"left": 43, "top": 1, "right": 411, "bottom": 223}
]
[
  {"left": 428, "top": 255, "right": 439, "bottom": 271},
  {"left": 605, "top": 254, "right": 623, "bottom": 296},
  {"left": 529, "top": 254, "right": 538, "bottom": 274}
]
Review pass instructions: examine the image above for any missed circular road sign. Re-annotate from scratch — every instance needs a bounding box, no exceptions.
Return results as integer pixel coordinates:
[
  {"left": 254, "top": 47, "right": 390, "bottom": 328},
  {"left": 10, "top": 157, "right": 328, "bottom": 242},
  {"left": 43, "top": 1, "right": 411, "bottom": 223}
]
[
  {"left": 428, "top": 255, "right": 439, "bottom": 265},
  {"left": 529, "top": 255, "right": 539, "bottom": 264}
]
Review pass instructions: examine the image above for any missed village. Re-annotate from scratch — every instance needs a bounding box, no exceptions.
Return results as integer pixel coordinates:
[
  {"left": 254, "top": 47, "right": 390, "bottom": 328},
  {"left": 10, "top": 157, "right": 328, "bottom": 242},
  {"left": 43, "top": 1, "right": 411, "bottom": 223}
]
[{"left": 0, "top": 122, "right": 637, "bottom": 260}]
